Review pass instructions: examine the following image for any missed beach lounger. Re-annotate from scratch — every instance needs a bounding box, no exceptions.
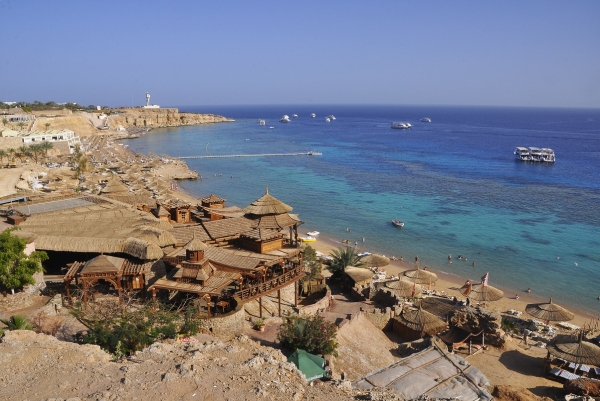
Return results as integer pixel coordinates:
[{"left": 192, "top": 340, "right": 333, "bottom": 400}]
[
  {"left": 594, "top": 367, "right": 600, "bottom": 376},
  {"left": 548, "top": 367, "right": 582, "bottom": 381},
  {"left": 568, "top": 362, "right": 590, "bottom": 373}
]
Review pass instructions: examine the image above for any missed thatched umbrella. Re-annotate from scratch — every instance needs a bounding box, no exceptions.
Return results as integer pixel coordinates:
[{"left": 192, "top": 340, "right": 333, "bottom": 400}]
[
  {"left": 385, "top": 279, "right": 422, "bottom": 297},
  {"left": 402, "top": 267, "right": 438, "bottom": 285},
  {"left": 396, "top": 305, "right": 448, "bottom": 338},
  {"left": 547, "top": 332, "right": 600, "bottom": 368},
  {"left": 243, "top": 187, "right": 293, "bottom": 215},
  {"left": 458, "top": 282, "right": 504, "bottom": 302},
  {"left": 364, "top": 254, "right": 390, "bottom": 268},
  {"left": 526, "top": 298, "right": 574, "bottom": 322}
]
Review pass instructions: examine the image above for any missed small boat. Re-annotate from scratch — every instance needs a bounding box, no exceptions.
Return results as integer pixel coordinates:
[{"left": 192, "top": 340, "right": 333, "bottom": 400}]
[
  {"left": 391, "top": 122, "right": 412, "bottom": 129},
  {"left": 391, "top": 220, "right": 405, "bottom": 228},
  {"left": 259, "top": 120, "right": 266, "bottom": 126},
  {"left": 292, "top": 114, "right": 298, "bottom": 118},
  {"left": 300, "top": 236, "right": 317, "bottom": 242},
  {"left": 307, "top": 150, "right": 322, "bottom": 156},
  {"left": 327, "top": 115, "right": 336, "bottom": 120},
  {"left": 514, "top": 147, "right": 531, "bottom": 161},
  {"left": 306, "top": 231, "right": 320, "bottom": 236},
  {"left": 540, "top": 148, "right": 555, "bottom": 163},
  {"left": 325, "top": 117, "right": 331, "bottom": 122},
  {"left": 310, "top": 113, "right": 316, "bottom": 118},
  {"left": 420, "top": 117, "right": 432, "bottom": 122},
  {"left": 280, "top": 115, "right": 291, "bottom": 123},
  {"left": 269, "top": 126, "right": 274, "bottom": 129}
]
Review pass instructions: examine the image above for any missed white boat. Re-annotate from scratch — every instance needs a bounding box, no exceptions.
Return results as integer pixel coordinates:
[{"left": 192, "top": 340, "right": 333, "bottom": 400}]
[
  {"left": 292, "top": 114, "right": 298, "bottom": 118},
  {"left": 307, "top": 150, "right": 322, "bottom": 156},
  {"left": 514, "top": 147, "right": 531, "bottom": 161},
  {"left": 306, "top": 231, "right": 320, "bottom": 236},
  {"left": 391, "top": 122, "right": 412, "bottom": 129},
  {"left": 420, "top": 117, "right": 432, "bottom": 122},
  {"left": 310, "top": 113, "right": 316, "bottom": 118},
  {"left": 327, "top": 115, "right": 336, "bottom": 120},
  {"left": 269, "top": 126, "right": 274, "bottom": 129},
  {"left": 529, "top": 147, "right": 542, "bottom": 162},
  {"left": 280, "top": 115, "right": 291, "bottom": 123},
  {"left": 259, "top": 120, "right": 266, "bottom": 126},
  {"left": 325, "top": 117, "right": 331, "bottom": 122},
  {"left": 391, "top": 220, "right": 405, "bottom": 228},
  {"left": 540, "top": 148, "right": 555, "bottom": 163}
]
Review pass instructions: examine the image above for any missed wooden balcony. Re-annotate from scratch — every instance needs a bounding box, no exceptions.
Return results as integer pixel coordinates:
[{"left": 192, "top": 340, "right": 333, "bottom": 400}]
[{"left": 235, "top": 266, "right": 305, "bottom": 302}]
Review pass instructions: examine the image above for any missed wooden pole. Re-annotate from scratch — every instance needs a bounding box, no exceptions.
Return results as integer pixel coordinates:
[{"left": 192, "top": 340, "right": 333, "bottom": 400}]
[
  {"left": 294, "top": 280, "right": 298, "bottom": 306},
  {"left": 278, "top": 289, "right": 281, "bottom": 317},
  {"left": 259, "top": 296, "right": 263, "bottom": 318}
]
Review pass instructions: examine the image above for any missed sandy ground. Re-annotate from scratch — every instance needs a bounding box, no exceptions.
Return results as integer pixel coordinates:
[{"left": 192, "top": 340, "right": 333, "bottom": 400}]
[{"left": 0, "top": 167, "right": 24, "bottom": 198}]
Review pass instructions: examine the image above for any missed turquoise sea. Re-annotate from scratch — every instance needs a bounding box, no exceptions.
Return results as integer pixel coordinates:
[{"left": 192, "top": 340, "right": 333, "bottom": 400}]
[{"left": 125, "top": 105, "right": 600, "bottom": 315}]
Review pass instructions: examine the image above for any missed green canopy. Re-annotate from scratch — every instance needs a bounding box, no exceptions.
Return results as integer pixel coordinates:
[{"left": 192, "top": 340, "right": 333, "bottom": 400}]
[{"left": 287, "top": 349, "right": 326, "bottom": 382}]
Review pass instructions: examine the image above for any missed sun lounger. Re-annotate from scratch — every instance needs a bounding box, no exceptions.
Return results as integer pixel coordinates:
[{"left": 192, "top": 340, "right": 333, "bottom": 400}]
[
  {"left": 568, "top": 362, "right": 590, "bottom": 373},
  {"left": 548, "top": 367, "right": 582, "bottom": 381},
  {"left": 594, "top": 367, "right": 600, "bottom": 376}
]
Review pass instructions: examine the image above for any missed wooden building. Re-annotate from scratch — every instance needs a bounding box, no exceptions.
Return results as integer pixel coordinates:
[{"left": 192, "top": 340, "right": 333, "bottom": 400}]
[
  {"left": 63, "top": 254, "right": 153, "bottom": 304},
  {"left": 157, "top": 199, "right": 194, "bottom": 224}
]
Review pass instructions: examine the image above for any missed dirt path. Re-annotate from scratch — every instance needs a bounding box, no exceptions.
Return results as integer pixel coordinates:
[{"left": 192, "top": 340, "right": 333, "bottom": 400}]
[{"left": 0, "top": 167, "right": 24, "bottom": 198}]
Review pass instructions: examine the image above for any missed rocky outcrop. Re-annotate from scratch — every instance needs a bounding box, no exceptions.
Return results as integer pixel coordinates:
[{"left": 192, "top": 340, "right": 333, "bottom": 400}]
[
  {"left": 564, "top": 379, "right": 600, "bottom": 397},
  {"left": 109, "top": 108, "right": 234, "bottom": 130},
  {"left": 449, "top": 305, "right": 501, "bottom": 333}
]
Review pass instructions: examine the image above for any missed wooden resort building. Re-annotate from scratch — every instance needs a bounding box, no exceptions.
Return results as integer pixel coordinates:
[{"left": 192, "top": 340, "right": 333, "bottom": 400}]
[
  {"left": 153, "top": 199, "right": 194, "bottom": 224},
  {"left": 64, "top": 254, "right": 153, "bottom": 304}
]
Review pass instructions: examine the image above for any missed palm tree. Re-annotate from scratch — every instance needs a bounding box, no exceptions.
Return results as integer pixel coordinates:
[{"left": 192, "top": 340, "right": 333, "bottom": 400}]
[
  {"left": 325, "top": 247, "right": 366, "bottom": 278},
  {"left": 6, "top": 148, "right": 15, "bottom": 161},
  {"left": 2, "top": 118, "right": 7, "bottom": 127},
  {"left": 44, "top": 122, "right": 50, "bottom": 130},
  {"left": 17, "top": 145, "right": 30, "bottom": 163},
  {"left": 0, "top": 315, "right": 33, "bottom": 331},
  {"left": 17, "top": 121, "right": 25, "bottom": 131},
  {"left": 39, "top": 141, "right": 53, "bottom": 159},
  {"left": 28, "top": 143, "right": 42, "bottom": 164}
]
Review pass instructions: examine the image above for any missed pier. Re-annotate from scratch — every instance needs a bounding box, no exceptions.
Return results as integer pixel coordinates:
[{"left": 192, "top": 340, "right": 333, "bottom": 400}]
[{"left": 178, "top": 151, "right": 322, "bottom": 160}]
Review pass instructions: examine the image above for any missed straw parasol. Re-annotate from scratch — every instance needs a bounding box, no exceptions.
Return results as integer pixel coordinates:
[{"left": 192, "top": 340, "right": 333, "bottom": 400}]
[
  {"left": 243, "top": 187, "right": 293, "bottom": 215},
  {"left": 385, "top": 279, "right": 422, "bottom": 297},
  {"left": 396, "top": 305, "right": 448, "bottom": 337},
  {"left": 402, "top": 267, "right": 438, "bottom": 285},
  {"left": 525, "top": 298, "right": 574, "bottom": 322},
  {"left": 547, "top": 332, "right": 600, "bottom": 366},
  {"left": 458, "top": 282, "right": 504, "bottom": 302},
  {"left": 364, "top": 254, "right": 390, "bottom": 268}
]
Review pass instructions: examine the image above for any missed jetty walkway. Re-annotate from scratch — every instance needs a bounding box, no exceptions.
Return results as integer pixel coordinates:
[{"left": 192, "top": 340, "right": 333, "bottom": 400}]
[{"left": 178, "top": 151, "right": 322, "bottom": 160}]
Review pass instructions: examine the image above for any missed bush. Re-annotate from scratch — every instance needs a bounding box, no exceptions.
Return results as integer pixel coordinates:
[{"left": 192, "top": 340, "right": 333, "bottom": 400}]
[{"left": 278, "top": 314, "right": 338, "bottom": 357}]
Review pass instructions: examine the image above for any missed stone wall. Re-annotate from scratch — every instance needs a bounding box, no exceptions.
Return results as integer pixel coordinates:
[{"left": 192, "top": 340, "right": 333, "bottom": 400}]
[
  {"left": 296, "top": 287, "right": 331, "bottom": 316},
  {"left": 109, "top": 108, "right": 234, "bottom": 130},
  {"left": 0, "top": 290, "right": 34, "bottom": 312},
  {"left": 201, "top": 298, "right": 246, "bottom": 340}
]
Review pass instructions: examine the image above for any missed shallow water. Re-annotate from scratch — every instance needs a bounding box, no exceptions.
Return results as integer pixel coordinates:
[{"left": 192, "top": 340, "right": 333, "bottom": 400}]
[{"left": 126, "top": 105, "right": 600, "bottom": 314}]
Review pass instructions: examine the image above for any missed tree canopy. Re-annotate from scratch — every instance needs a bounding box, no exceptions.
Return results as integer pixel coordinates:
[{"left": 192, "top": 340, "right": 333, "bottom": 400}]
[
  {"left": 324, "top": 246, "right": 365, "bottom": 278},
  {"left": 0, "top": 228, "right": 47, "bottom": 292}
]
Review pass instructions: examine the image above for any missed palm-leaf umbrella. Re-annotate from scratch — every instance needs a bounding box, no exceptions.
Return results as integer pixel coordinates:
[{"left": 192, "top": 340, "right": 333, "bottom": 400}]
[
  {"left": 525, "top": 298, "right": 574, "bottom": 322},
  {"left": 547, "top": 332, "right": 600, "bottom": 367},
  {"left": 402, "top": 267, "right": 438, "bottom": 285},
  {"left": 397, "top": 305, "right": 448, "bottom": 337},
  {"left": 385, "top": 279, "right": 422, "bottom": 297},
  {"left": 364, "top": 254, "right": 390, "bottom": 268},
  {"left": 458, "top": 282, "right": 504, "bottom": 302}
]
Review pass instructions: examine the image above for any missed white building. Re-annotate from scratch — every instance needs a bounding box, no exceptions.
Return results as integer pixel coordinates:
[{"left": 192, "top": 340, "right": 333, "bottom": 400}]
[{"left": 20, "top": 129, "right": 81, "bottom": 153}]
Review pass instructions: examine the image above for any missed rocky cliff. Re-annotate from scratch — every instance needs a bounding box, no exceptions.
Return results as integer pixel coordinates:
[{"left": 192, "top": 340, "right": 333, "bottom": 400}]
[{"left": 109, "top": 108, "right": 234, "bottom": 130}]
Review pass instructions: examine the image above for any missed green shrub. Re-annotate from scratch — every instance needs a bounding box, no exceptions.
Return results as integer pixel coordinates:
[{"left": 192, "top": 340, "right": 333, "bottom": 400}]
[{"left": 278, "top": 314, "right": 338, "bottom": 357}]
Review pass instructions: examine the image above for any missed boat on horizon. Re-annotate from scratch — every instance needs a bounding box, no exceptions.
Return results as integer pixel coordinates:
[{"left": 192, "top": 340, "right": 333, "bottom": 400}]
[
  {"left": 421, "top": 117, "right": 432, "bottom": 122},
  {"left": 325, "top": 117, "right": 331, "bottom": 122},
  {"left": 391, "top": 220, "right": 405, "bottom": 228},
  {"left": 259, "top": 120, "right": 266, "bottom": 126},
  {"left": 514, "top": 147, "right": 555, "bottom": 163},
  {"left": 310, "top": 113, "right": 316, "bottom": 118},
  {"left": 327, "top": 115, "right": 336, "bottom": 121},
  {"left": 280, "top": 115, "right": 291, "bottom": 123},
  {"left": 292, "top": 114, "right": 298, "bottom": 118},
  {"left": 391, "top": 122, "right": 412, "bottom": 129}
]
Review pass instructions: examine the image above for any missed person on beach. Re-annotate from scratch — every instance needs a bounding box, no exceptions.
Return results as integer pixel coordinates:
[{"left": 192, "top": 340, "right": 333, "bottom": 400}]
[
  {"left": 362, "top": 237, "right": 365, "bottom": 242},
  {"left": 415, "top": 256, "right": 419, "bottom": 263},
  {"left": 354, "top": 241, "right": 358, "bottom": 248},
  {"left": 472, "top": 261, "right": 476, "bottom": 266},
  {"left": 515, "top": 294, "right": 519, "bottom": 300},
  {"left": 448, "top": 254, "right": 452, "bottom": 260},
  {"left": 527, "top": 288, "right": 531, "bottom": 293}
]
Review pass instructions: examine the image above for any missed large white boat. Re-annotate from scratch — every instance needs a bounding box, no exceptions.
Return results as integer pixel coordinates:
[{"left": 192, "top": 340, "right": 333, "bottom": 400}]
[
  {"left": 259, "top": 120, "right": 266, "bottom": 126},
  {"left": 514, "top": 147, "right": 531, "bottom": 161},
  {"left": 528, "top": 147, "right": 542, "bottom": 162},
  {"left": 327, "top": 115, "right": 336, "bottom": 121},
  {"left": 391, "top": 122, "right": 412, "bottom": 129},
  {"left": 325, "top": 117, "right": 331, "bottom": 122},
  {"left": 280, "top": 115, "right": 291, "bottom": 123},
  {"left": 540, "top": 148, "right": 555, "bottom": 163},
  {"left": 420, "top": 117, "right": 432, "bottom": 123},
  {"left": 310, "top": 113, "right": 316, "bottom": 118}
]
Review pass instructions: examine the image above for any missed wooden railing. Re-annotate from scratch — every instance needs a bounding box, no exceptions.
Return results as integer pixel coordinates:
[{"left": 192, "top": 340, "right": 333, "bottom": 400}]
[{"left": 235, "top": 266, "right": 304, "bottom": 302}]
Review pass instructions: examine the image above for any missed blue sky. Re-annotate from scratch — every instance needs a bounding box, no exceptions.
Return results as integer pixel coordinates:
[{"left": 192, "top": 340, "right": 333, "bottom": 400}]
[{"left": 1, "top": 1, "right": 599, "bottom": 108}]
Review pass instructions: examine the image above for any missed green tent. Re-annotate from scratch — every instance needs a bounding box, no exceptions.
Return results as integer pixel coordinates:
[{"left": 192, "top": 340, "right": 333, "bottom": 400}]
[{"left": 287, "top": 349, "right": 326, "bottom": 382}]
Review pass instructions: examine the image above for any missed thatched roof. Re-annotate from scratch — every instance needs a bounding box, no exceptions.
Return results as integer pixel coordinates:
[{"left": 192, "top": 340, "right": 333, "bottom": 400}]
[
  {"left": 547, "top": 333, "right": 600, "bottom": 365},
  {"left": 249, "top": 213, "right": 301, "bottom": 230},
  {"left": 200, "top": 194, "right": 226, "bottom": 204},
  {"left": 243, "top": 187, "right": 293, "bottom": 215},
  {"left": 345, "top": 266, "right": 374, "bottom": 284},
  {"left": 385, "top": 279, "right": 422, "bottom": 297},
  {"left": 402, "top": 267, "right": 438, "bottom": 285},
  {"left": 459, "top": 283, "right": 504, "bottom": 302},
  {"left": 81, "top": 255, "right": 122, "bottom": 274},
  {"left": 525, "top": 298, "right": 574, "bottom": 322},
  {"left": 364, "top": 254, "right": 390, "bottom": 268},
  {"left": 183, "top": 235, "right": 208, "bottom": 251},
  {"left": 396, "top": 305, "right": 447, "bottom": 336},
  {"left": 101, "top": 176, "right": 129, "bottom": 194}
]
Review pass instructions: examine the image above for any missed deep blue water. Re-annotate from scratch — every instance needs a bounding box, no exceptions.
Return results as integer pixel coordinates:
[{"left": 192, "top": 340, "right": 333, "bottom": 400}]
[{"left": 126, "top": 105, "right": 600, "bottom": 314}]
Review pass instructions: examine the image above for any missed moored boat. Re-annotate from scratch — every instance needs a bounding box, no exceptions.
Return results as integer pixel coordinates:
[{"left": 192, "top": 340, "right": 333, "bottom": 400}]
[
  {"left": 259, "top": 120, "right": 266, "bottom": 126},
  {"left": 391, "top": 122, "right": 412, "bottom": 129},
  {"left": 420, "top": 117, "right": 432, "bottom": 122},
  {"left": 529, "top": 147, "right": 542, "bottom": 162},
  {"left": 540, "top": 148, "right": 555, "bottom": 163},
  {"left": 280, "top": 115, "right": 291, "bottom": 123},
  {"left": 310, "top": 113, "right": 316, "bottom": 118},
  {"left": 292, "top": 114, "right": 298, "bottom": 118},
  {"left": 306, "top": 231, "right": 320, "bottom": 236},
  {"left": 300, "top": 236, "right": 317, "bottom": 242},
  {"left": 391, "top": 220, "right": 405, "bottom": 228},
  {"left": 514, "top": 147, "right": 531, "bottom": 161}
]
